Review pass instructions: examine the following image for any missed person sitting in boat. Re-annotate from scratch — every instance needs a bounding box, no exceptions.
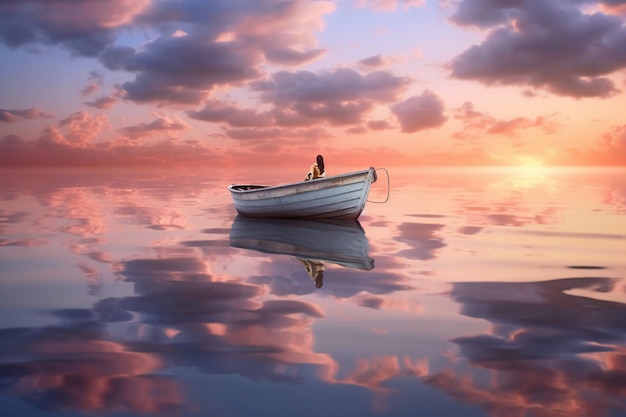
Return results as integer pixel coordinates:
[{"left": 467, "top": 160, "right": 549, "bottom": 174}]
[{"left": 304, "top": 154, "right": 325, "bottom": 181}]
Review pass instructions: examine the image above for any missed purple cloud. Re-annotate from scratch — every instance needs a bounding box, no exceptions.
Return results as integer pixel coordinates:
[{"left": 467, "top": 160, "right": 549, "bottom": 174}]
[
  {"left": 134, "top": 0, "right": 330, "bottom": 66},
  {"left": 118, "top": 114, "right": 189, "bottom": 140},
  {"left": 358, "top": 54, "right": 388, "bottom": 70},
  {"left": 101, "top": 37, "right": 263, "bottom": 106},
  {"left": 84, "top": 96, "right": 117, "bottom": 110},
  {"left": 393, "top": 221, "right": 447, "bottom": 261},
  {"left": 449, "top": 0, "right": 523, "bottom": 28},
  {"left": 0, "top": 0, "right": 148, "bottom": 56},
  {"left": 97, "top": 0, "right": 332, "bottom": 106},
  {"left": 263, "top": 47, "right": 326, "bottom": 66},
  {"left": 251, "top": 68, "right": 411, "bottom": 126},
  {"left": 390, "top": 90, "right": 447, "bottom": 133},
  {"left": 224, "top": 126, "right": 329, "bottom": 142},
  {"left": 254, "top": 68, "right": 408, "bottom": 103},
  {"left": 367, "top": 120, "right": 393, "bottom": 131},
  {"left": 0, "top": 107, "right": 53, "bottom": 123},
  {"left": 2, "top": 0, "right": 333, "bottom": 109},
  {"left": 449, "top": 0, "right": 626, "bottom": 97},
  {"left": 189, "top": 67, "right": 412, "bottom": 135},
  {"left": 80, "top": 71, "right": 105, "bottom": 97},
  {"left": 188, "top": 100, "right": 273, "bottom": 128}
]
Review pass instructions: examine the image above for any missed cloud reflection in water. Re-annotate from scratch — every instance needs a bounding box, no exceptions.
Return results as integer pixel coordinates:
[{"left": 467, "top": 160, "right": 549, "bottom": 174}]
[
  {"left": 0, "top": 167, "right": 625, "bottom": 416},
  {"left": 425, "top": 277, "right": 626, "bottom": 417}
]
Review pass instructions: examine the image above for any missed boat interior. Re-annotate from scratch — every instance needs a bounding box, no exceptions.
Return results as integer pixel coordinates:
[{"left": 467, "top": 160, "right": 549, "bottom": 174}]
[{"left": 230, "top": 185, "right": 269, "bottom": 191}]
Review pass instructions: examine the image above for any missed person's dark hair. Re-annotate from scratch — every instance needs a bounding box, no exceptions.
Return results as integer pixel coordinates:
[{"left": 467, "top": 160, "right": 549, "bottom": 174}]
[
  {"left": 315, "top": 272, "right": 324, "bottom": 288},
  {"left": 316, "top": 154, "right": 325, "bottom": 174}
]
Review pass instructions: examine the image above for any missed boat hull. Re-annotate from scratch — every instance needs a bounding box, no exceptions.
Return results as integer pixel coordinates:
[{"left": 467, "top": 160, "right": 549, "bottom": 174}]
[
  {"left": 228, "top": 168, "right": 377, "bottom": 220},
  {"left": 229, "top": 216, "right": 374, "bottom": 270}
]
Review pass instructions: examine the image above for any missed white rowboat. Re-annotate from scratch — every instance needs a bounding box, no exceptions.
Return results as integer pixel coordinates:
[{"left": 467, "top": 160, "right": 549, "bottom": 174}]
[{"left": 228, "top": 167, "right": 377, "bottom": 220}]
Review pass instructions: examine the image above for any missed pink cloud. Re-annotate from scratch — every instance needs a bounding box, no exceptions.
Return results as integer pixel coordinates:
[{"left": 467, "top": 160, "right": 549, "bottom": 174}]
[
  {"left": 2, "top": 138, "right": 205, "bottom": 168},
  {"left": 600, "top": 1, "right": 626, "bottom": 15},
  {"left": 227, "top": 0, "right": 333, "bottom": 66},
  {"left": 452, "top": 101, "right": 560, "bottom": 139},
  {"left": 2, "top": 338, "right": 183, "bottom": 413},
  {"left": 602, "top": 124, "right": 626, "bottom": 152},
  {"left": 355, "top": 0, "right": 426, "bottom": 12},
  {"left": 340, "top": 355, "right": 429, "bottom": 410},
  {"left": 39, "top": 111, "right": 108, "bottom": 147}
]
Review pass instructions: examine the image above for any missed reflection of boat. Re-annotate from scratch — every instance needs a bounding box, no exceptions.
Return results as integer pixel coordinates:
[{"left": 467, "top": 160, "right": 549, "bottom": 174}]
[
  {"left": 228, "top": 168, "right": 377, "bottom": 220},
  {"left": 229, "top": 216, "right": 374, "bottom": 270}
]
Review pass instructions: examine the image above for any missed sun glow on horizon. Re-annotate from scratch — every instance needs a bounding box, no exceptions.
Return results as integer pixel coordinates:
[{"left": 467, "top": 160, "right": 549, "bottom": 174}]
[
  {"left": 514, "top": 155, "right": 544, "bottom": 168},
  {"left": 487, "top": 154, "right": 552, "bottom": 188}
]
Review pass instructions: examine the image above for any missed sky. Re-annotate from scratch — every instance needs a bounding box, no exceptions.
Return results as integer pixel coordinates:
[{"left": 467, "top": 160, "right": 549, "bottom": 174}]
[{"left": 1, "top": 0, "right": 626, "bottom": 169}]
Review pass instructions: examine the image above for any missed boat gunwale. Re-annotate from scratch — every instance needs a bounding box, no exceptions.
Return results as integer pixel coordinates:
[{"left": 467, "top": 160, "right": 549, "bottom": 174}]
[{"left": 228, "top": 168, "right": 374, "bottom": 195}]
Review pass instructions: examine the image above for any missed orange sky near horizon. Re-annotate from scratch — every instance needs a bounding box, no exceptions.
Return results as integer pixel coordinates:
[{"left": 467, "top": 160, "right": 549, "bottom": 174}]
[{"left": 1, "top": 0, "right": 626, "bottom": 169}]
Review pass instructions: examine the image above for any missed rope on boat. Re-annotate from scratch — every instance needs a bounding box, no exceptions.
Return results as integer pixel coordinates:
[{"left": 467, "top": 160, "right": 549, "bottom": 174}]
[{"left": 367, "top": 167, "right": 390, "bottom": 203}]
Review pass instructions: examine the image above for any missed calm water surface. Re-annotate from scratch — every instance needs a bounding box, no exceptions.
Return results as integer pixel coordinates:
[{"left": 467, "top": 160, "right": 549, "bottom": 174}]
[{"left": 1, "top": 167, "right": 625, "bottom": 417}]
